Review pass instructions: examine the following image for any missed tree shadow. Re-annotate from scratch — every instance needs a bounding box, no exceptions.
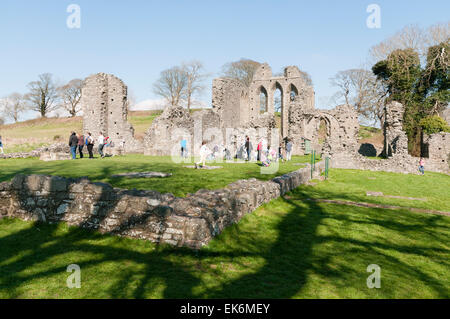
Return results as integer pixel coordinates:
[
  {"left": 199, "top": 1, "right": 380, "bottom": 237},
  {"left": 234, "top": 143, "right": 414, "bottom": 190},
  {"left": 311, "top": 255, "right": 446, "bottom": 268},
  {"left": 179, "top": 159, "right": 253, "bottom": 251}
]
[{"left": 0, "top": 174, "right": 449, "bottom": 298}]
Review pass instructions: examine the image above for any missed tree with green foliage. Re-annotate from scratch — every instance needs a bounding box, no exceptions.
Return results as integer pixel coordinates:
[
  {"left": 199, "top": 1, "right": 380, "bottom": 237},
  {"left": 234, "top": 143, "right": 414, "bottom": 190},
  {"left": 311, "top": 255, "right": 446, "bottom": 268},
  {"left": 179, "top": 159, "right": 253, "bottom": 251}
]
[
  {"left": 419, "top": 115, "right": 450, "bottom": 134},
  {"left": 372, "top": 40, "right": 449, "bottom": 155}
]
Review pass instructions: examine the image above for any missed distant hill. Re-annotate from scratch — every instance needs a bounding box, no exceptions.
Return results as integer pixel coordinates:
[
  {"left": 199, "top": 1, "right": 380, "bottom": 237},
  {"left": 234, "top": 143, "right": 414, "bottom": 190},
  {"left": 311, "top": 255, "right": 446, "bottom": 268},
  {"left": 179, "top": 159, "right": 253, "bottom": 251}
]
[
  {"left": 0, "top": 111, "right": 163, "bottom": 153},
  {"left": 0, "top": 109, "right": 210, "bottom": 154}
]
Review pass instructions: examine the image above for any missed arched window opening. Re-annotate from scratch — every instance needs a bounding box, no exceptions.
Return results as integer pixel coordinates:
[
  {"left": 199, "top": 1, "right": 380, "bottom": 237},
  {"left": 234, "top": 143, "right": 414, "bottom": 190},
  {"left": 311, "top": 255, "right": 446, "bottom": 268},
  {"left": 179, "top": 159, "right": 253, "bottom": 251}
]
[
  {"left": 259, "top": 87, "right": 268, "bottom": 113},
  {"left": 290, "top": 84, "right": 298, "bottom": 102},
  {"left": 318, "top": 118, "right": 329, "bottom": 145},
  {"left": 274, "top": 82, "right": 283, "bottom": 130}
]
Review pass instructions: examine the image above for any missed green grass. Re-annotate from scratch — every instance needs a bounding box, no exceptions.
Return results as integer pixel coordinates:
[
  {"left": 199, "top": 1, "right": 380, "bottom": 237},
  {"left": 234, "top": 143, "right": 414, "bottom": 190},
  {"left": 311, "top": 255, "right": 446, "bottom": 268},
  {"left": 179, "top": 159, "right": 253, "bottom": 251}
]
[
  {"left": 3, "top": 142, "right": 50, "bottom": 154},
  {"left": 314, "top": 169, "right": 450, "bottom": 212},
  {"left": 0, "top": 155, "right": 310, "bottom": 197},
  {"left": 0, "top": 169, "right": 448, "bottom": 298},
  {"left": 128, "top": 111, "right": 162, "bottom": 137}
]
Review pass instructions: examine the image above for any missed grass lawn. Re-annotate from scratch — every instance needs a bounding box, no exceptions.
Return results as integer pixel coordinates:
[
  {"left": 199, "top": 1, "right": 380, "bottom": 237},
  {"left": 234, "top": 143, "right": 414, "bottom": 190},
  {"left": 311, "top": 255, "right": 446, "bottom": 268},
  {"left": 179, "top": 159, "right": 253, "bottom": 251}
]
[
  {"left": 0, "top": 169, "right": 448, "bottom": 298},
  {"left": 0, "top": 155, "right": 311, "bottom": 197}
]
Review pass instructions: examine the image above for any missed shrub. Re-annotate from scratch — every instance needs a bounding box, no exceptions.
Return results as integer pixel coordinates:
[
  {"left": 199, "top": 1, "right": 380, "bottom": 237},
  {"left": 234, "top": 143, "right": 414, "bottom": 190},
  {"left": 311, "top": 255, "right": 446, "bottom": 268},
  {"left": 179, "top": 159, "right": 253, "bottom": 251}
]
[{"left": 419, "top": 115, "right": 450, "bottom": 134}]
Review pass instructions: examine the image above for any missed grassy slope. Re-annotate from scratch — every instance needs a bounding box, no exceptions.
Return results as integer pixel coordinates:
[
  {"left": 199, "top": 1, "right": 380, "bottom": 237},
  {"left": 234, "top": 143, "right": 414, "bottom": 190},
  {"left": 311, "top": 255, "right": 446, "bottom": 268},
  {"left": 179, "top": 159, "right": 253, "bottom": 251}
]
[
  {"left": 358, "top": 125, "right": 383, "bottom": 149},
  {"left": 0, "top": 169, "right": 448, "bottom": 298},
  {"left": 0, "top": 111, "right": 162, "bottom": 153},
  {"left": 0, "top": 155, "right": 311, "bottom": 197}
]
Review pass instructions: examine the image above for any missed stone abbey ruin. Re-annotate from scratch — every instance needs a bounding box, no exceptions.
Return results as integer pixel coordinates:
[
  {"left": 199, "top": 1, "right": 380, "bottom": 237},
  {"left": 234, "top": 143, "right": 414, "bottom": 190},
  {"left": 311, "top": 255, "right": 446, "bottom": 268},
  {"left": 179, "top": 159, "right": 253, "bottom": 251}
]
[
  {"left": 143, "top": 63, "right": 360, "bottom": 158},
  {"left": 1, "top": 64, "right": 449, "bottom": 248},
  {"left": 1, "top": 64, "right": 449, "bottom": 174},
  {"left": 78, "top": 65, "right": 448, "bottom": 174}
]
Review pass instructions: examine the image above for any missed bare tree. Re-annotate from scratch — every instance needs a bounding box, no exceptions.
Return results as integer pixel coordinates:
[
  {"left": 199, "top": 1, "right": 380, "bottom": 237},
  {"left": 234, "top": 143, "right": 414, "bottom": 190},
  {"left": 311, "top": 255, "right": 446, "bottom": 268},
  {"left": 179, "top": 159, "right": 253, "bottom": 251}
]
[
  {"left": 426, "top": 21, "right": 450, "bottom": 48},
  {"left": 183, "top": 61, "right": 207, "bottom": 112},
  {"left": 153, "top": 66, "right": 187, "bottom": 107},
  {"left": 127, "top": 89, "right": 137, "bottom": 112},
  {"left": 58, "top": 79, "right": 83, "bottom": 117},
  {"left": 222, "top": 58, "right": 261, "bottom": 88},
  {"left": 369, "top": 23, "right": 450, "bottom": 63},
  {"left": 0, "top": 92, "right": 26, "bottom": 123},
  {"left": 330, "top": 71, "right": 351, "bottom": 105},
  {"left": 25, "top": 73, "right": 59, "bottom": 118},
  {"left": 330, "top": 69, "right": 387, "bottom": 126}
]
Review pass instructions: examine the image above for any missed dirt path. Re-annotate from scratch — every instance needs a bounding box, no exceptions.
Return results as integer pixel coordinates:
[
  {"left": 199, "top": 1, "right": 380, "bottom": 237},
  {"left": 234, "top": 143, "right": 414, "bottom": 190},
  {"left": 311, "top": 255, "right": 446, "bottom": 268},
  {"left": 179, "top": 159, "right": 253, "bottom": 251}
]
[{"left": 283, "top": 196, "right": 450, "bottom": 217}]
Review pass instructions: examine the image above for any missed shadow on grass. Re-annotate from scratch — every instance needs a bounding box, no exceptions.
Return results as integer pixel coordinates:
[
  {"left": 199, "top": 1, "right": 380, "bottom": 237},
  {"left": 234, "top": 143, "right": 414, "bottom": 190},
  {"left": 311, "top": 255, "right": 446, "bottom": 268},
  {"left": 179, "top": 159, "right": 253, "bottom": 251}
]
[{"left": 0, "top": 176, "right": 449, "bottom": 298}]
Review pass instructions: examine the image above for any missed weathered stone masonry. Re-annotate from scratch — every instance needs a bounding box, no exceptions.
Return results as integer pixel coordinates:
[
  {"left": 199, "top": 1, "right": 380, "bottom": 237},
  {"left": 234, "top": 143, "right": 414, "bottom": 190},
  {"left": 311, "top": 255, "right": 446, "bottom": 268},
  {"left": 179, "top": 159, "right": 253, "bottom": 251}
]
[
  {"left": 0, "top": 163, "right": 324, "bottom": 249},
  {"left": 80, "top": 73, "right": 143, "bottom": 153}
]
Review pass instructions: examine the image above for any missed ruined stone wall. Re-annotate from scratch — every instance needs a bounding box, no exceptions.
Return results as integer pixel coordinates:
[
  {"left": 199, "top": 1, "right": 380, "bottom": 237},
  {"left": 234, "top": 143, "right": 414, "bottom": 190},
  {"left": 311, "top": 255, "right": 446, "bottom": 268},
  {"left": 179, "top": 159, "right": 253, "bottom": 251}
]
[
  {"left": 0, "top": 163, "right": 326, "bottom": 249},
  {"left": 332, "top": 151, "right": 449, "bottom": 174},
  {"left": 80, "top": 73, "right": 142, "bottom": 153},
  {"left": 143, "top": 106, "right": 223, "bottom": 156},
  {"left": 211, "top": 78, "right": 247, "bottom": 129},
  {"left": 288, "top": 103, "right": 359, "bottom": 156},
  {"left": 248, "top": 64, "right": 315, "bottom": 137},
  {"left": 382, "top": 101, "right": 409, "bottom": 157},
  {"left": 0, "top": 143, "right": 70, "bottom": 160},
  {"left": 424, "top": 132, "right": 450, "bottom": 170}
]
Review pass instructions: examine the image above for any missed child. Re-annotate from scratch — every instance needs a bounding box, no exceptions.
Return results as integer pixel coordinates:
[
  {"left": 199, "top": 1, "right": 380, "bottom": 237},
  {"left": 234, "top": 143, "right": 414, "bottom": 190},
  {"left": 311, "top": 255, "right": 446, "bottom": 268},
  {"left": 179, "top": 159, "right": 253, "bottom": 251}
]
[
  {"left": 195, "top": 141, "right": 209, "bottom": 169},
  {"left": 418, "top": 157, "right": 425, "bottom": 175}
]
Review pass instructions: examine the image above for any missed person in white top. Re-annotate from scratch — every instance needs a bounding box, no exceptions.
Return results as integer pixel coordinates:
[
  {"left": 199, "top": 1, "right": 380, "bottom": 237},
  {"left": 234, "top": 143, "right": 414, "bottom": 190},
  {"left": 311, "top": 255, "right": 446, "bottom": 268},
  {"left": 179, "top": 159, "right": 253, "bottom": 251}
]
[
  {"left": 98, "top": 132, "right": 105, "bottom": 158},
  {"left": 195, "top": 141, "right": 209, "bottom": 169}
]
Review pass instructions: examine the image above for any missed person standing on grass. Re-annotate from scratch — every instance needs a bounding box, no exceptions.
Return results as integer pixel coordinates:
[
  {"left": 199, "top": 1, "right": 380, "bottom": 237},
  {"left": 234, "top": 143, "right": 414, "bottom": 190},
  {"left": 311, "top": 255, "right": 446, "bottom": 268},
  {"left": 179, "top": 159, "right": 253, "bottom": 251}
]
[
  {"left": 286, "top": 139, "right": 293, "bottom": 161},
  {"left": 195, "top": 141, "right": 209, "bottom": 169},
  {"left": 0, "top": 135, "right": 4, "bottom": 154},
  {"left": 180, "top": 139, "right": 187, "bottom": 157},
  {"left": 278, "top": 143, "right": 285, "bottom": 162},
  {"left": 245, "top": 136, "right": 253, "bottom": 161},
  {"left": 419, "top": 157, "right": 425, "bottom": 175},
  {"left": 77, "top": 133, "right": 85, "bottom": 159},
  {"left": 69, "top": 132, "right": 78, "bottom": 159},
  {"left": 98, "top": 132, "right": 105, "bottom": 158},
  {"left": 257, "top": 139, "right": 262, "bottom": 161},
  {"left": 86, "top": 132, "right": 94, "bottom": 159}
]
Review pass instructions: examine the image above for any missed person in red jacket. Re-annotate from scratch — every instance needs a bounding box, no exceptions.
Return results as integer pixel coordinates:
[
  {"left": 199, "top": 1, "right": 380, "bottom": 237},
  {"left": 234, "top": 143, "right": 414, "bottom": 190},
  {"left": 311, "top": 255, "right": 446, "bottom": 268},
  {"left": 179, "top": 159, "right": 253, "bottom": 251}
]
[{"left": 257, "top": 140, "right": 262, "bottom": 161}]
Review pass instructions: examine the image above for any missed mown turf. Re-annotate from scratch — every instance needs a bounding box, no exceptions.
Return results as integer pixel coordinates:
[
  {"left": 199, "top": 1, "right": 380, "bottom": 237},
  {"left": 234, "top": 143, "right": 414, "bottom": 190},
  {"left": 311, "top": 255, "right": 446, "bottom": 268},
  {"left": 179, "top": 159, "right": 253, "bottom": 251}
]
[
  {"left": 0, "top": 169, "right": 448, "bottom": 298},
  {"left": 0, "top": 155, "right": 310, "bottom": 197}
]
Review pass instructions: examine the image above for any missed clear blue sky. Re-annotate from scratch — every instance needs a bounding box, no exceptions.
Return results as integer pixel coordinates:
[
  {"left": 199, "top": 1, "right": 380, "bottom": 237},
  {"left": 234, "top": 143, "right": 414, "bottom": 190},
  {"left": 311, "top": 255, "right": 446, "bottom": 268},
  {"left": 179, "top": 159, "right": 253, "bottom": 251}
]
[{"left": 0, "top": 0, "right": 449, "bottom": 120}]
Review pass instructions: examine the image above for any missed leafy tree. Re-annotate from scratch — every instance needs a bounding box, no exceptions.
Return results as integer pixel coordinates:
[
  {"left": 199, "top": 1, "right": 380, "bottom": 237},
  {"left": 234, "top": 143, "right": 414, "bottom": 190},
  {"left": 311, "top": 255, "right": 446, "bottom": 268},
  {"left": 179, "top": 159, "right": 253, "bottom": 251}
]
[
  {"left": 419, "top": 115, "right": 450, "bottom": 134},
  {"left": 372, "top": 41, "right": 449, "bottom": 155}
]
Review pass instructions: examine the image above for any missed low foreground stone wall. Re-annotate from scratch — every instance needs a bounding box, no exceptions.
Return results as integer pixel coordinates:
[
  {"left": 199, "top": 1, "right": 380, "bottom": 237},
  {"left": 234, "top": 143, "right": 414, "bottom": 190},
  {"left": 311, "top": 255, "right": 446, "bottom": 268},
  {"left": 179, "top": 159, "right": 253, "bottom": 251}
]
[{"left": 0, "top": 162, "right": 325, "bottom": 249}]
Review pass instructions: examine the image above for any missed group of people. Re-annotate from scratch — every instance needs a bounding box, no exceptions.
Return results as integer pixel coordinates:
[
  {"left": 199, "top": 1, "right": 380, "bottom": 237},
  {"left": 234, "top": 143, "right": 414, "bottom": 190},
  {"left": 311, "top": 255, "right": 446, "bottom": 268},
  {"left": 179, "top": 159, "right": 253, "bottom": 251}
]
[
  {"left": 255, "top": 137, "right": 293, "bottom": 167},
  {"left": 68, "top": 131, "right": 112, "bottom": 159},
  {"left": 187, "top": 136, "right": 294, "bottom": 169}
]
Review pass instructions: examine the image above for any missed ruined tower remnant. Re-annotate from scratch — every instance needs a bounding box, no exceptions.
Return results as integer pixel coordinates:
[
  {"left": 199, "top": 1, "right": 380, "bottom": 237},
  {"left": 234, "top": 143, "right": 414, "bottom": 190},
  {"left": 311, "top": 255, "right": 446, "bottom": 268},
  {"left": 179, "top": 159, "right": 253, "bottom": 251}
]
[
  {"left": 80, "top": 73, "right": 142, "bottom": 153},
  {"left": 382, "top": 101, "right": 409, "bottom": 157}
]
